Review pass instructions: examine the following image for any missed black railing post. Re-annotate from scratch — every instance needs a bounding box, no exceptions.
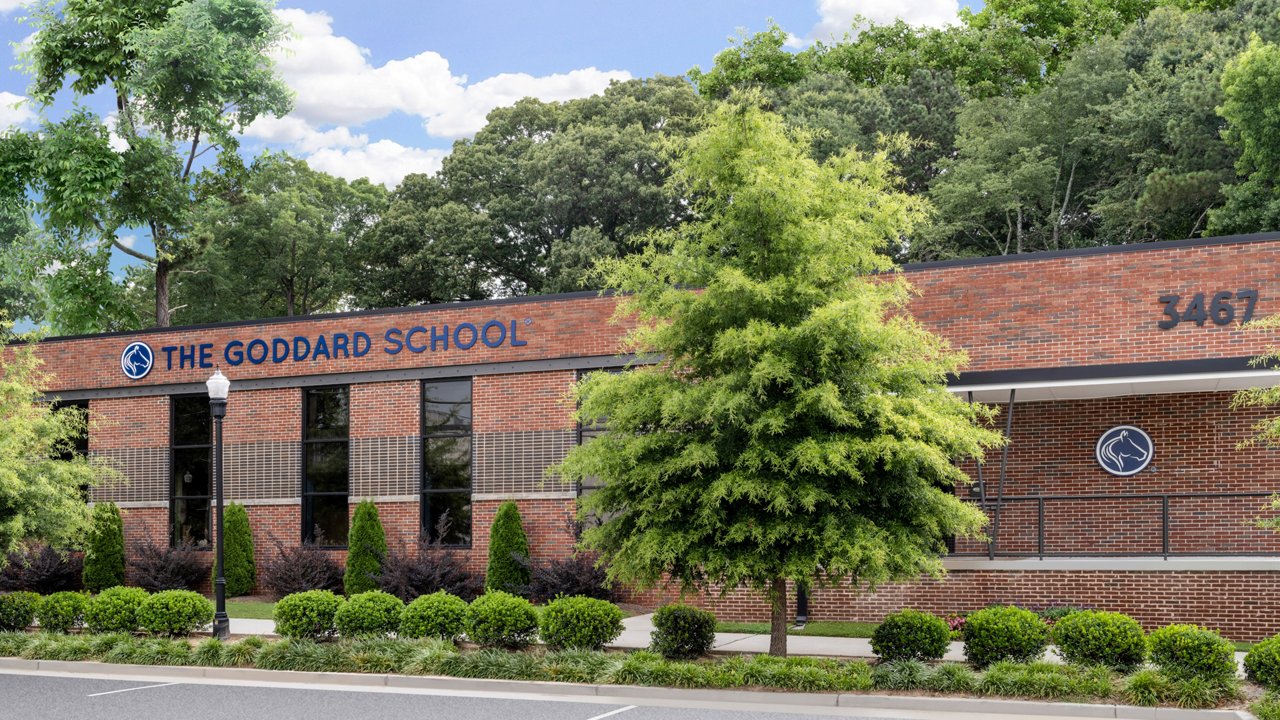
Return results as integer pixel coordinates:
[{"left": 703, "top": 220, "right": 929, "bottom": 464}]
[
  {"left": 1161, "top": 496, "right": 1170, "bottom": 559},
  {"left": 988, "top": 389, "right": 1016, "bottom": 560},
  {"left": 1037, "top": 496, "right": 1045, "bottom": 559}
]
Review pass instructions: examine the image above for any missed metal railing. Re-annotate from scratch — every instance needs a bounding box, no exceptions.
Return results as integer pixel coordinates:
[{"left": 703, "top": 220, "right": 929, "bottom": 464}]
[{"left": 951, "top": 491, "right": 1279, "bottom": 559}]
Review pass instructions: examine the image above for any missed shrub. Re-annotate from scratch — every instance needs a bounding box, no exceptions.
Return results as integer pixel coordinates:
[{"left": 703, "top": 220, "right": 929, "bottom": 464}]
[
  {"left": 650, "top": 603, "right": 716, "bottom": 660},
  {"left": 871, "top": 609, "right": 950, "bottom": 662},
  {"left": 273, "top": 590, "right": 344, "bottom": 640},
  {"left": 0, "top": 544, "right": 83, "bottom": 593},
  {"left": 84, "top": 586, "right": 150, "bottom": 634},
  {"left": 0, "top": 591, "right": 40, "bottom": 631},
  {"left": 344, "top": 501, "right": 386, "bottom": 596},
  {"left": 377, "top": 541, "right": 482, "bottom": 602},
  {"left": 399, "top": 591, "right": 468, "bottom": 641},
  {"left": 539, "top": 596, "right": 624, "bottom": 650},
  {"left": 1247, "top": 636, "right": 1280, "bottom": 689},
  {"left": 128, "top": 537, "right": 208, "bottom": 592},
  {"left": 216, "top": 503, "right": 256, "bottom": 597},
  {"left": 334, "top": 590, "right": 403, "bottom": 637},
  {"left": 37, "top": 591, "right": 86, "bottom": 633},
  {"left": 524, "top": 552, "right": 613, "bottom": 603},
  {"left": 1254, "top": 691, "right": 1280, "bottom": 720},
  {"left": 1050, "top": 610, "right": 1146, "bottom": 670},
  {"left": 1147, "top": 624, "right": 1236, "bottom": 682},
  {"left": 485, "top": 501, "right": 530, "bottom": 595},
  {"left": 465, "top": 591, "right": 539, "bottom": 649},
  {"left": 83, "top": 503, "right": 126, "bottom": 592},
  {"left": 261, "top": 535, "right": 343, "bottom": 597},
  {"left": 137, "top": 589, "right": 213, "bottom": 636},
  {"left": 962, "top": 605, "right": 1048, "bottom": 669}
]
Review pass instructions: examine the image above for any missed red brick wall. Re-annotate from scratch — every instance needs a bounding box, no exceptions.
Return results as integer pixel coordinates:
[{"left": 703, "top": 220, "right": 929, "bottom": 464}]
[
  {"left": 88, "top": 396, "right": 168, "bottom": 451},
  {"left": 351, "top": 381, "right": 419, "bottom": 438},
  {"left": 474, "top": 371, "right": 576, "bottom": 433},
  {"left": 225, "top": 388, "right": 300, "bottom": 443}
]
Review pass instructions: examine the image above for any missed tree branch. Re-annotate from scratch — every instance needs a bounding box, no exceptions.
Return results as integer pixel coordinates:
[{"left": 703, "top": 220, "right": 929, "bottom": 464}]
[
  {"left": 183, "top": 129, "right": 202, "bottom": 182},
  {"left": 110, "top": 236, "right": 155, "bottom": 263}
]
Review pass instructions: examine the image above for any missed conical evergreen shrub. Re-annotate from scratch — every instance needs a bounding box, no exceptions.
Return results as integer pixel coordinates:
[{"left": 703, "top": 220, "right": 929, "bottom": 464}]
[
  {"left": 213, "top": 502, "right": 256, "bottom": 597},
  {"left": 344, "top": 500, "right": 386, "bottom": 596},
  {"left": 485, "top": 501, "right": 530, "bottom": 595},
  {"left": 82, "top": 502, "right": 125, "bottom": 592}
]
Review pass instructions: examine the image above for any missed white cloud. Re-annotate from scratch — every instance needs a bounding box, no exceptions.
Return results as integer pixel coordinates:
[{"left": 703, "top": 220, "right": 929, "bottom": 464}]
[
  {"left": 807, "top": 0, "right": 960, "bottom": 42},
  {"left": 0, "top": 91, "right": 33, "bottom": 128},
  {"left": 243, "top": 115, "right": 369, "bottom": 154},
  {"left": 306, "top": 140, "right": 448, "bottom": 187},
  {"left": 0, "top": 1, "right": 26, "bottom": 14}
]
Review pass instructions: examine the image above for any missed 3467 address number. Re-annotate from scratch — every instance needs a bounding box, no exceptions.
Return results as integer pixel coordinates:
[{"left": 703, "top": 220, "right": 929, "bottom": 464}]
[{"left": 1158, "top": 289, "right": 1257, "bottom": 330}]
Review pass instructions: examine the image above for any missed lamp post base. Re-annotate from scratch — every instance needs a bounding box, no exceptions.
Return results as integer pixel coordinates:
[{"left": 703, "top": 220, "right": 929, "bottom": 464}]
[{"left": 213, "top": 612, "right": 230, "bottom": 640}]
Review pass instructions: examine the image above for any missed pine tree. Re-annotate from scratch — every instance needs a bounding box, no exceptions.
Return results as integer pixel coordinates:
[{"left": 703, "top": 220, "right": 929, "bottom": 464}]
[
  {"left": 82, "top": 502, "right": 125, "bottom": 592},
  {"left": 344, "top": 500, "right": 386, "bottom": 596},
  {"left": 485, "top": 501, "right": 530, "bottom": 594},
  {"left": 215, "top": 502, "right": 256, "bottom": 597}
]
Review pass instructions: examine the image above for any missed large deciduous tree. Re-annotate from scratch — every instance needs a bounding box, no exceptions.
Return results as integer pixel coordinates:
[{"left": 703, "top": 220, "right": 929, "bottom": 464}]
[
  {"left": 556, "top": 99, "right": 1003, "bottom": 657},
  {"left": 0, "top": 0, "right": 292, "bottom": 327}
]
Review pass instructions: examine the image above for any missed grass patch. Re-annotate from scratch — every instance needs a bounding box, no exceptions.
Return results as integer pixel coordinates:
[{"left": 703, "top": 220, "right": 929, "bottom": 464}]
[
  {"left": 715, "top": 620, "right": 878, "bottom": 638},
  {"left": 225, "top": 599, "right": 276, "bottom": 620}
]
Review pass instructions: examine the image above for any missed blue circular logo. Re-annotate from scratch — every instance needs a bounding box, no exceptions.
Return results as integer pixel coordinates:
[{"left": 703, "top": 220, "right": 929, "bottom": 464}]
[
  {"left": 120, "top": 341, "right": 154, "bottom": 380},
  {"left": 1095, "top": 425, "right": 1153, "bottom": 476}
]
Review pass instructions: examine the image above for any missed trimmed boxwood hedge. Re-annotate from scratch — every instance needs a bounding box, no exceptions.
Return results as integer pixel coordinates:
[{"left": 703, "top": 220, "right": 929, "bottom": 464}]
[
  {"left": 1050, "top": 610, "right": 1146, "bottom": 670},
  {"left": 334, "top": 590, "right": 404, "bottom": 637},
  {"left": 465, "top": 591, "right": 539, "bottom": 649},
  {"left": 85, "top": 586, "right": 150, "bottom": 634},
  {"left": 274, "top": 590, "right": 344, "bottom": 640},
  {"left": 962, "top": 606, "right": 1048, "bottom": 669},
  {"left": 399, "top": 591, "right": 467, "bottom": 641},
  {"left": 1248, "top": 636, "right": 1280, "bottom": 690},
  {"left": 137, "top": 590, "right": 213, "bottom": 637},
  {"left": 539, "top": 596, "right": 624, "bottom": 650},
  {"left": 0, "top": 591, "right": 39, "bottom": 631},
  {"left": 37, "top": 591, "right": 86, "bottom": 633},
  {"left": 650, "top": 604, "right": 716, "bottom": 660},
  {"left": 1148, "top": 624, "right": 1236, "bottom": 683},
  {"left": 871, "top": 609, "right": 950, "bottom": 662}
]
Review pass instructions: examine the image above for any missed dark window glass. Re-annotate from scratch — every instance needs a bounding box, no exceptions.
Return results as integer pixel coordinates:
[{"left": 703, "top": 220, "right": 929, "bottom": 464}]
[
  {"left": 303, "top": 386, "right": 349, "bottom": 547},
  {"left": 575, "top": 368, "right": 628, "bottom": 531},
  {"left": 170, "top": 396, "right": 211, "bottom": 548},
  {"left": 422, "top": 379, "right": 471, "bottom": 545},
  {"left": 52, "top": 400, "right": 89, "bottom": 461}
]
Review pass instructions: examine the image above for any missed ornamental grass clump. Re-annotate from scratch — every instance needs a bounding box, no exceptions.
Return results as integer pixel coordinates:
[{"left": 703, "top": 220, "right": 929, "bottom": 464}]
[
  {"left": 978, "top": 660, "right": 1113, "bottom": 700},
  {"left": 465, "top": 590, "right": 538, "bottom": 649},
  {"left": 84, "top": 586, "right": 149, "bottom": 633},
  {"left": 649, "top": 603, "right": 716, "bottom": 660},
  {"left": 334, "top": 590, "right": 403, "bottom": 637},
  {"left": 871, "top": 659, "right": 929, "bottom": 690},
  {"left": 137, "top": 589, "right": 213, "bottom": 637},
  {"left": 870, "top": 609, "right": 950, "bottom": 662},
  {"left": 37, "top": 591, "right": 86, "bottom": 633},
  {"left": 273, "top": 590, "right": 344, "bottom": 640},
  {"left": 924, "top": 663, "right": 979, "bottom": 693},
  {"left": 0, "top": 591, "right": 40, "bottom": 631},
  {"left": 1050, "top": 609, "right": 1146, "bottom": 670},
  {"left": 1147, "top": 624, "right": 1237, "bottom": 683},
  {"left": 962, "top": 606, "right": 1048, "bottom": 668},
  {"left": 399, "top": 591, "right": 467, "bottom": 641},
  {"left": 538, "top": 596, "right": 624, "bottom": 650}
]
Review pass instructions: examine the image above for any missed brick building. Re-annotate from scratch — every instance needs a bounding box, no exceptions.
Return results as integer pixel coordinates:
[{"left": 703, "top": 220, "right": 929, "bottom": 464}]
[{"left": 29, "top": 232, "right": 1280, "bottom": 640}]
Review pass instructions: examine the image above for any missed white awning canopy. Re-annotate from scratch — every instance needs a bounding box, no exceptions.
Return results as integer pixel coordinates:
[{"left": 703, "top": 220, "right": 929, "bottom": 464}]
[{"left": 952, "top": 368, "right": 1280, "bottom": 403}]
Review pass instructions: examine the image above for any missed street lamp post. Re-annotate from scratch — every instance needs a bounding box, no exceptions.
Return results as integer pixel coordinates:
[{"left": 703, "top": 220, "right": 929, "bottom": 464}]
[{"left": 206, "top": 369, "right": 231, "bottom": 640}]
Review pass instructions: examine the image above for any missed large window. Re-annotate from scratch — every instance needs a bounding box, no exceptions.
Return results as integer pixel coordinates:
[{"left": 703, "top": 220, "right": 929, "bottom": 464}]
[
  {"left": 171, "top": 396, "right": 212, "bottom": 548},
  {"left": 303, "top": 386, "right": 349, "bottom": 546},
  {"left": 52, "top": 400, "right": 89, "bottom": 461},
  {"left": 575, "top": 367, "right": 628, "bottom": 529},
  {"left": 421, "top": 379, "right": 472, "bottom": 546}
]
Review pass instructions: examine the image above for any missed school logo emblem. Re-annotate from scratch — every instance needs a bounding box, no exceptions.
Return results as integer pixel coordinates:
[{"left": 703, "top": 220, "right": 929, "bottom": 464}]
[
  {"left": 120, "top": 341, "right": 154, "bottom": 380},
  {"left": 1095, "top": 425, "right": 1153, "bottom": 476}
]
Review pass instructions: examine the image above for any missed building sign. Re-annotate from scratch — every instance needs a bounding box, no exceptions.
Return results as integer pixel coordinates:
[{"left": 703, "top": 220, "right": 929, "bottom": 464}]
[
  {"left": 1157, "top": 289, "right": 1257, "bottom": 329},
  {"left": 1095, "top": 425, "right": 1153, "bottom": 476},
  {"left": 118, "top": 318, "right": 530, "bottom": 380}
]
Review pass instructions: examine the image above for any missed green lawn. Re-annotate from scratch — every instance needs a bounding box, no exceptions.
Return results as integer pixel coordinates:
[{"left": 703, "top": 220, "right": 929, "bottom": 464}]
[
  {"left": 715, "top": 620, "right": 878, "bottom": 638},
  {"left": 225, "top": 599, "right": 276, "bottom": 620}
]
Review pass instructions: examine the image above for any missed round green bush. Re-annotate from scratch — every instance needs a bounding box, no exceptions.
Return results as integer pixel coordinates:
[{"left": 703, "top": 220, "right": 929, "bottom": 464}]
[
  {"left": 539, "top": 596, "right": 625, "bottom": 650},
  {"left": 962, "top": 606, "right": 1049, "bottom": 669},
  {"left": 465, "top": 590, "right": 539, "bottom": 648},
  {"left": 1051, "top": 610, "right": 1146, "bottom": 670},
  {"left": 399, "top": 591, "right": 467, "bottom": 641},
  {"left": 871, "top": 609, "right": 951, "bottom": 662},
  {"left": 1248, "top": 636, "right": 1280, "bottom": 689},
  {"left": 0, "top": 591, "right": 40, "bottom": 631},
  {"left": 37, "top": 591, "right": 87, "bottom": 633},
  {"left": 1148, "top": 624, "right": 1236, "bottom": 682},
  {"left": 85, "top": 586, "right": 150, "bottom": 634},
  {"left": 334, "top": 590, "right": 404, "bottom": 637},
  {"left": 650, "top": 603, "right": 716, "bottom": 660},
  {"left": 274, "top": 590, "right": 345, "bottom": 640},
  {"left": 137, "top": 589, "right": 213, "bottom": 637}
]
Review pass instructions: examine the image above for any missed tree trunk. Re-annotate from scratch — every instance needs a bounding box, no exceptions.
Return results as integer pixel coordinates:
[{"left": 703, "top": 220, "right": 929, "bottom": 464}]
[
  {"left": 155, "top": 258, "right": 171, "bottom": 327},
  {"left": 768, "top": 576, "right": 788, "bottom": 657}
]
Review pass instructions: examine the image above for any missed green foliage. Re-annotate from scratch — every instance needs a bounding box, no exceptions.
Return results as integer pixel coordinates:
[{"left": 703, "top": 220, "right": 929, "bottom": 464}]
[
  {"left": 870, "top": 609, "right": 950, "bottom": 662},
  {"left": 650, "top": 604, "right": 717, "bottom": 660},
  {"left": 1147, "top": 624, "right": 1237, "bottom": 682},
  {"left": 538, "top": 596, "right": 625, "bottom": 650},
  {"left": 36, "top": 591, "right": 85, "bottom": 633},
  {"left": 344, "top": 501, "right": 386, "bottom": 596},
  {"left": 962, "top": 606, "right": 1049, "bottom": 668},
  {"left": 84, "top": 586, "right": 149, "bottom": 634},
  {"left": 1254, "top": 691, "right": 1280, "bottom": 720},
  {"left": 272, "top": 590, "right": 344, "bottom": 640},
  {"left": 1247, "top": 636, "right": 1280, "bottom": 689},
  {"left": 216, "top": 502, "right": 255, "bottom": 597},
  {"left": 137, "top": 589, "right": 214, "bottom": 637},
  {"left": 556, "top": 99, "right": 1000, "bottom": 658},
  {"left": 871, "top": 659, "right": 929, "bottom": 690},
  {"left": 400, "top": 637, "right": 460, "bottom": 675},
  {"left": 485, "top": 501, "right": 530, "bottom": 595},
  {"left": 334, "top": 590, "right": 404, "bottom": 638},
  {"left": 398, "top": 591, "right": 468, "bottom": 641},
  {"left": 978, "top": 660, "right": 1113, "bottom": 699},
  {"left": 0, "top": 591, "right": 39, "bottom": 631},
  {"left": 437, "top": 647, "right": 550, "bottom": 680},
  {"left": 464, "top": 591, "right": 539, "bottom": 649},
  {"left": 1050, "top": 610, "right": 1146, "bottom": 670},
  {"left": 543, "top": 649, "right": 623, "bottom": 683},
  {"left": 82, "top": 503, "right": 126, "bottom": 593},
  {"left": 924, "top": 663, "right": 979, "bottom": 693},
  {"left": 1124, "top": 668, "right": 1172, "bottom": 706},
  {"left": 688, "top": 22, "right": 812, "bottom": 98}
]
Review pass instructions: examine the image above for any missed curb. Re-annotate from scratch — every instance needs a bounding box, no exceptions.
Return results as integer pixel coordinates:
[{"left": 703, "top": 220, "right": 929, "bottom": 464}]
[{"left": 0, "top": 658, "right": 1254, "bottom": 720}]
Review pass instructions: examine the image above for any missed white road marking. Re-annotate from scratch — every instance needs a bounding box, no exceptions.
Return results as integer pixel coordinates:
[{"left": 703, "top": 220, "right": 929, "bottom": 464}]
[
  {"left": 584, "top": 706, "right": 637, "bottom": 720},
  {"left": 87, "top": 682, "right": 181, "bottom": 697}
]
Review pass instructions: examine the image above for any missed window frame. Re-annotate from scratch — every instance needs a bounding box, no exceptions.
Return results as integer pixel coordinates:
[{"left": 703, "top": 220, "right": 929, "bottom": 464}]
[
  {"left": 574, "top": 367, "right": 628, "bottom": 530},
  {"left": 420, "top": 378, "right": 473, "bottom": 548},
  {"left": 301, "top": 385, "right": 350, "bottom": 548},
  {"left": 169, "top": 394, "right": 213, "bottom": 549}
]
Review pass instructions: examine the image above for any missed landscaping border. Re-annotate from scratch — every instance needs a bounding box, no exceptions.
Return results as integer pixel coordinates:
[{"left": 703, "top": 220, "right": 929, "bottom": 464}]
[{"left": 0, "top": 658, "right": 1252, "bottom": 720}]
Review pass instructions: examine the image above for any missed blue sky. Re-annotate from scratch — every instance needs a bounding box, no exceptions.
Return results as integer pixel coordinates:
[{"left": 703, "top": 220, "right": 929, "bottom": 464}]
[{"left": 0, "top": 0, "right": 978, "bottom": 274}]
